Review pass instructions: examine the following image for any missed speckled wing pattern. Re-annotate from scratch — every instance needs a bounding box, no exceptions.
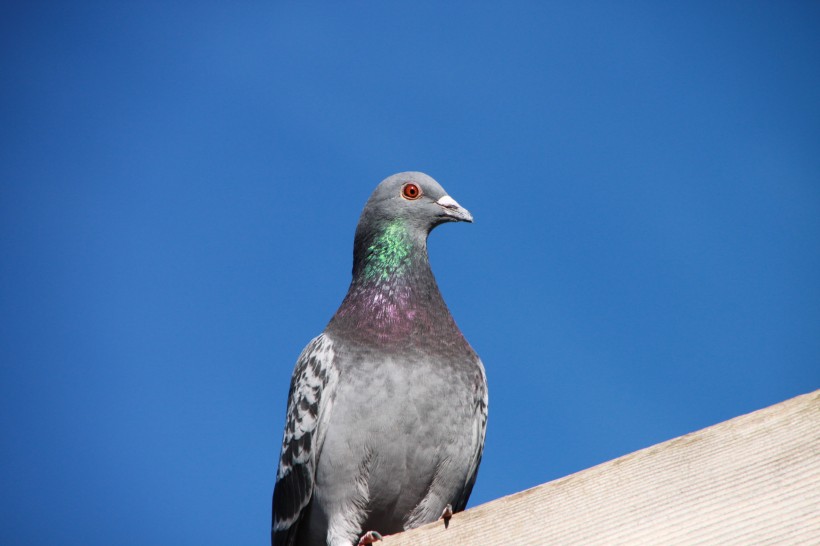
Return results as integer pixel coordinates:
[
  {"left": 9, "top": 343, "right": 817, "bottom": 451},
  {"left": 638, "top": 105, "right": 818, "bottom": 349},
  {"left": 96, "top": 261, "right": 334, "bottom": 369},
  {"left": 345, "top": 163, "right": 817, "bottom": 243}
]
[{"left": 272, "top": 334, "right": 338, "bottom": 546}]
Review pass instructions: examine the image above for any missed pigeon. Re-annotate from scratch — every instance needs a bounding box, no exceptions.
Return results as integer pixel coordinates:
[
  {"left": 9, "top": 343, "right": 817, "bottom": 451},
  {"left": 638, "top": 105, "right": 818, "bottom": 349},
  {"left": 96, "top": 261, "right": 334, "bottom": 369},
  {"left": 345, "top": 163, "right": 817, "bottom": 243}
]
[{"left": 271, "top": 172, "right": 488, "bottom": 546}]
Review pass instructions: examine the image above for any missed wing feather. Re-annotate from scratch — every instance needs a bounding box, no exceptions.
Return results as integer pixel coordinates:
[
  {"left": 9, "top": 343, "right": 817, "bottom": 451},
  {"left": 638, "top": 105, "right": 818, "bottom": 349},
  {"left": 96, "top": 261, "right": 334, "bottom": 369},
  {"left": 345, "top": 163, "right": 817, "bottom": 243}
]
[
  {"left": 272, "top": 334, "right": 338, "bottom": 546},
  {"left": 454, "top": 358, "right": 488, "bottom": 512}
]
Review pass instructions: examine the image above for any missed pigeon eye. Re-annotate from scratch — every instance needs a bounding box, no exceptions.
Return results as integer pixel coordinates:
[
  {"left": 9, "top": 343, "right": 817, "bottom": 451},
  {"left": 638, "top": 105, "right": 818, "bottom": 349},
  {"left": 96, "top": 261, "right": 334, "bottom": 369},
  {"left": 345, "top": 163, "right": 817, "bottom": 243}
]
[{"left": 401, "top": 183, "right": 422, "bottom": 200}]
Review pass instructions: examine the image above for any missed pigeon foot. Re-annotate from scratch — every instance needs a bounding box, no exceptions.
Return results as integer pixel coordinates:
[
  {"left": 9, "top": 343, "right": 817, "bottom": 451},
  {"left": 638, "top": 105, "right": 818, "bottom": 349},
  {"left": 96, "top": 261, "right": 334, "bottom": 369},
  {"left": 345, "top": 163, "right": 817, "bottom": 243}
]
[
  {"left": 440, "top": 503, "right": 453, "bottom": 529},
  {"left": 357, "top": 531, "right": 383, "bottom": 545}
]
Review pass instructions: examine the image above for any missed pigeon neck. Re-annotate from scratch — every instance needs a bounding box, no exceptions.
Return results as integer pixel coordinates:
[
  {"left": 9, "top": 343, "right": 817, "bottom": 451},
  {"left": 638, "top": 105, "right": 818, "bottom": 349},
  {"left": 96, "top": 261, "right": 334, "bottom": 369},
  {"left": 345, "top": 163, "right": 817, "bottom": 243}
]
[
  {"left": 349, "top": 218, "right": 436, "bottom": 300},
  {"left": 328, "top": 219, "right": 459, "bottom": 345},
  {"left": 356, "top": 219, "right": 422, "bottom": 284}
]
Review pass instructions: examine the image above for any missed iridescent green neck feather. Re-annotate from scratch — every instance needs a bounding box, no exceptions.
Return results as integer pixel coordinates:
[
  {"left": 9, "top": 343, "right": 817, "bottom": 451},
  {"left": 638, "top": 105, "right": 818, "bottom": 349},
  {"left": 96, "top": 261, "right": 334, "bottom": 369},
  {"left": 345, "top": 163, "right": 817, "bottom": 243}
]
[{"left": 361, "top": 220, "right": 414, "bottom": 283}]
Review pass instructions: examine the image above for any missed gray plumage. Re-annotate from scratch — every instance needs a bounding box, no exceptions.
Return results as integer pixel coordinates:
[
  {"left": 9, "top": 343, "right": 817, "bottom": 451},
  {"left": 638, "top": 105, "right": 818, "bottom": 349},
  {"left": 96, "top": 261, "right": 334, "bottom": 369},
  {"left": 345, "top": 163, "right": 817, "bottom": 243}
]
[{"left": 272, "top": 172, "right": 488, "bottom": 546}]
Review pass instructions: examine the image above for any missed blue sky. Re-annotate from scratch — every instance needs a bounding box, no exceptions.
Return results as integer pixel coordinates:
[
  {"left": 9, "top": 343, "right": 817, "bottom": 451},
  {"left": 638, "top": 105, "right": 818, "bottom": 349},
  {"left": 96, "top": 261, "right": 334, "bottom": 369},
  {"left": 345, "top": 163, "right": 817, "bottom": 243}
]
[{"left": 1, "top": 2, "right": 818, "bottom": 544}]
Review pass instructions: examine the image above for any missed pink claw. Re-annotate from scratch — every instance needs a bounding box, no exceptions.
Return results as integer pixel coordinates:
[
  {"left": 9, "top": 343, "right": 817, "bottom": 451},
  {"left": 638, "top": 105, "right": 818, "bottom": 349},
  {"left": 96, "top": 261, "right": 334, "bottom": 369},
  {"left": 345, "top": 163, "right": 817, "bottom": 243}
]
[{"left": 357, "top": 530, "right": 383, "bottom": 546}]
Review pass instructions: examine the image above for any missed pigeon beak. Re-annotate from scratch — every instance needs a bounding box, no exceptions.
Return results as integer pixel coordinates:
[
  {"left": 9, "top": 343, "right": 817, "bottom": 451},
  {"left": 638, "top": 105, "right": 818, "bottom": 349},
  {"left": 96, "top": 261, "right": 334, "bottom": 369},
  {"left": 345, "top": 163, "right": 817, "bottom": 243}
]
[{"left": 436, "top": 195, "right": 474, "bottom": 223}]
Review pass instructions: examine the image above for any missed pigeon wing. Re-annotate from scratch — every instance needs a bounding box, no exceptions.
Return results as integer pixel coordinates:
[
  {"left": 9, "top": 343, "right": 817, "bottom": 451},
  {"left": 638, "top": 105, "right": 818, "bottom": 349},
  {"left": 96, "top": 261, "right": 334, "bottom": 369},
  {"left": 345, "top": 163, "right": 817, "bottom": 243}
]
[
  {"left": 272, "top": 334, "right": 338, "bottom": 545},
  {"left": 454, "top": 358, "right": 488, "bottom": 513}
]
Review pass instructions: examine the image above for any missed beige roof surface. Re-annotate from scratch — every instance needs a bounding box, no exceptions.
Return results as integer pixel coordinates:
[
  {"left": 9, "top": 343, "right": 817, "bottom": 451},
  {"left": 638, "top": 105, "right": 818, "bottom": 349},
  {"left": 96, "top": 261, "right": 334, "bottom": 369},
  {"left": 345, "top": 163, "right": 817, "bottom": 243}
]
[{"left": 383, "top": 390, "right": 820, "bottom": 545}]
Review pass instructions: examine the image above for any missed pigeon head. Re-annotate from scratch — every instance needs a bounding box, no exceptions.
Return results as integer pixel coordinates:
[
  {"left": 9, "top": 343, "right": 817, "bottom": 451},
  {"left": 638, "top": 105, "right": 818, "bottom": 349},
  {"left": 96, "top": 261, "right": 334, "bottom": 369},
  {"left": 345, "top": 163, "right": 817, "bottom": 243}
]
[
  {"left": 352, "top": 172, "right": 472, "bottom": 283},
  {"left": 357, "top": 172, "right": 473, "bottom": 233}
]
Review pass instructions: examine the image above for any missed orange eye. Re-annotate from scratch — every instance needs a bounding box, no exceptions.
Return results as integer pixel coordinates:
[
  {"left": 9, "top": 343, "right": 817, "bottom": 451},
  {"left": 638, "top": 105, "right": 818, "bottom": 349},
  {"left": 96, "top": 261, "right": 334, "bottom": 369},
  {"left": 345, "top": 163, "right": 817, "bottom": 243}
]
[{"left": 401, "top": 183, "right": 422, "bottom": 200}]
